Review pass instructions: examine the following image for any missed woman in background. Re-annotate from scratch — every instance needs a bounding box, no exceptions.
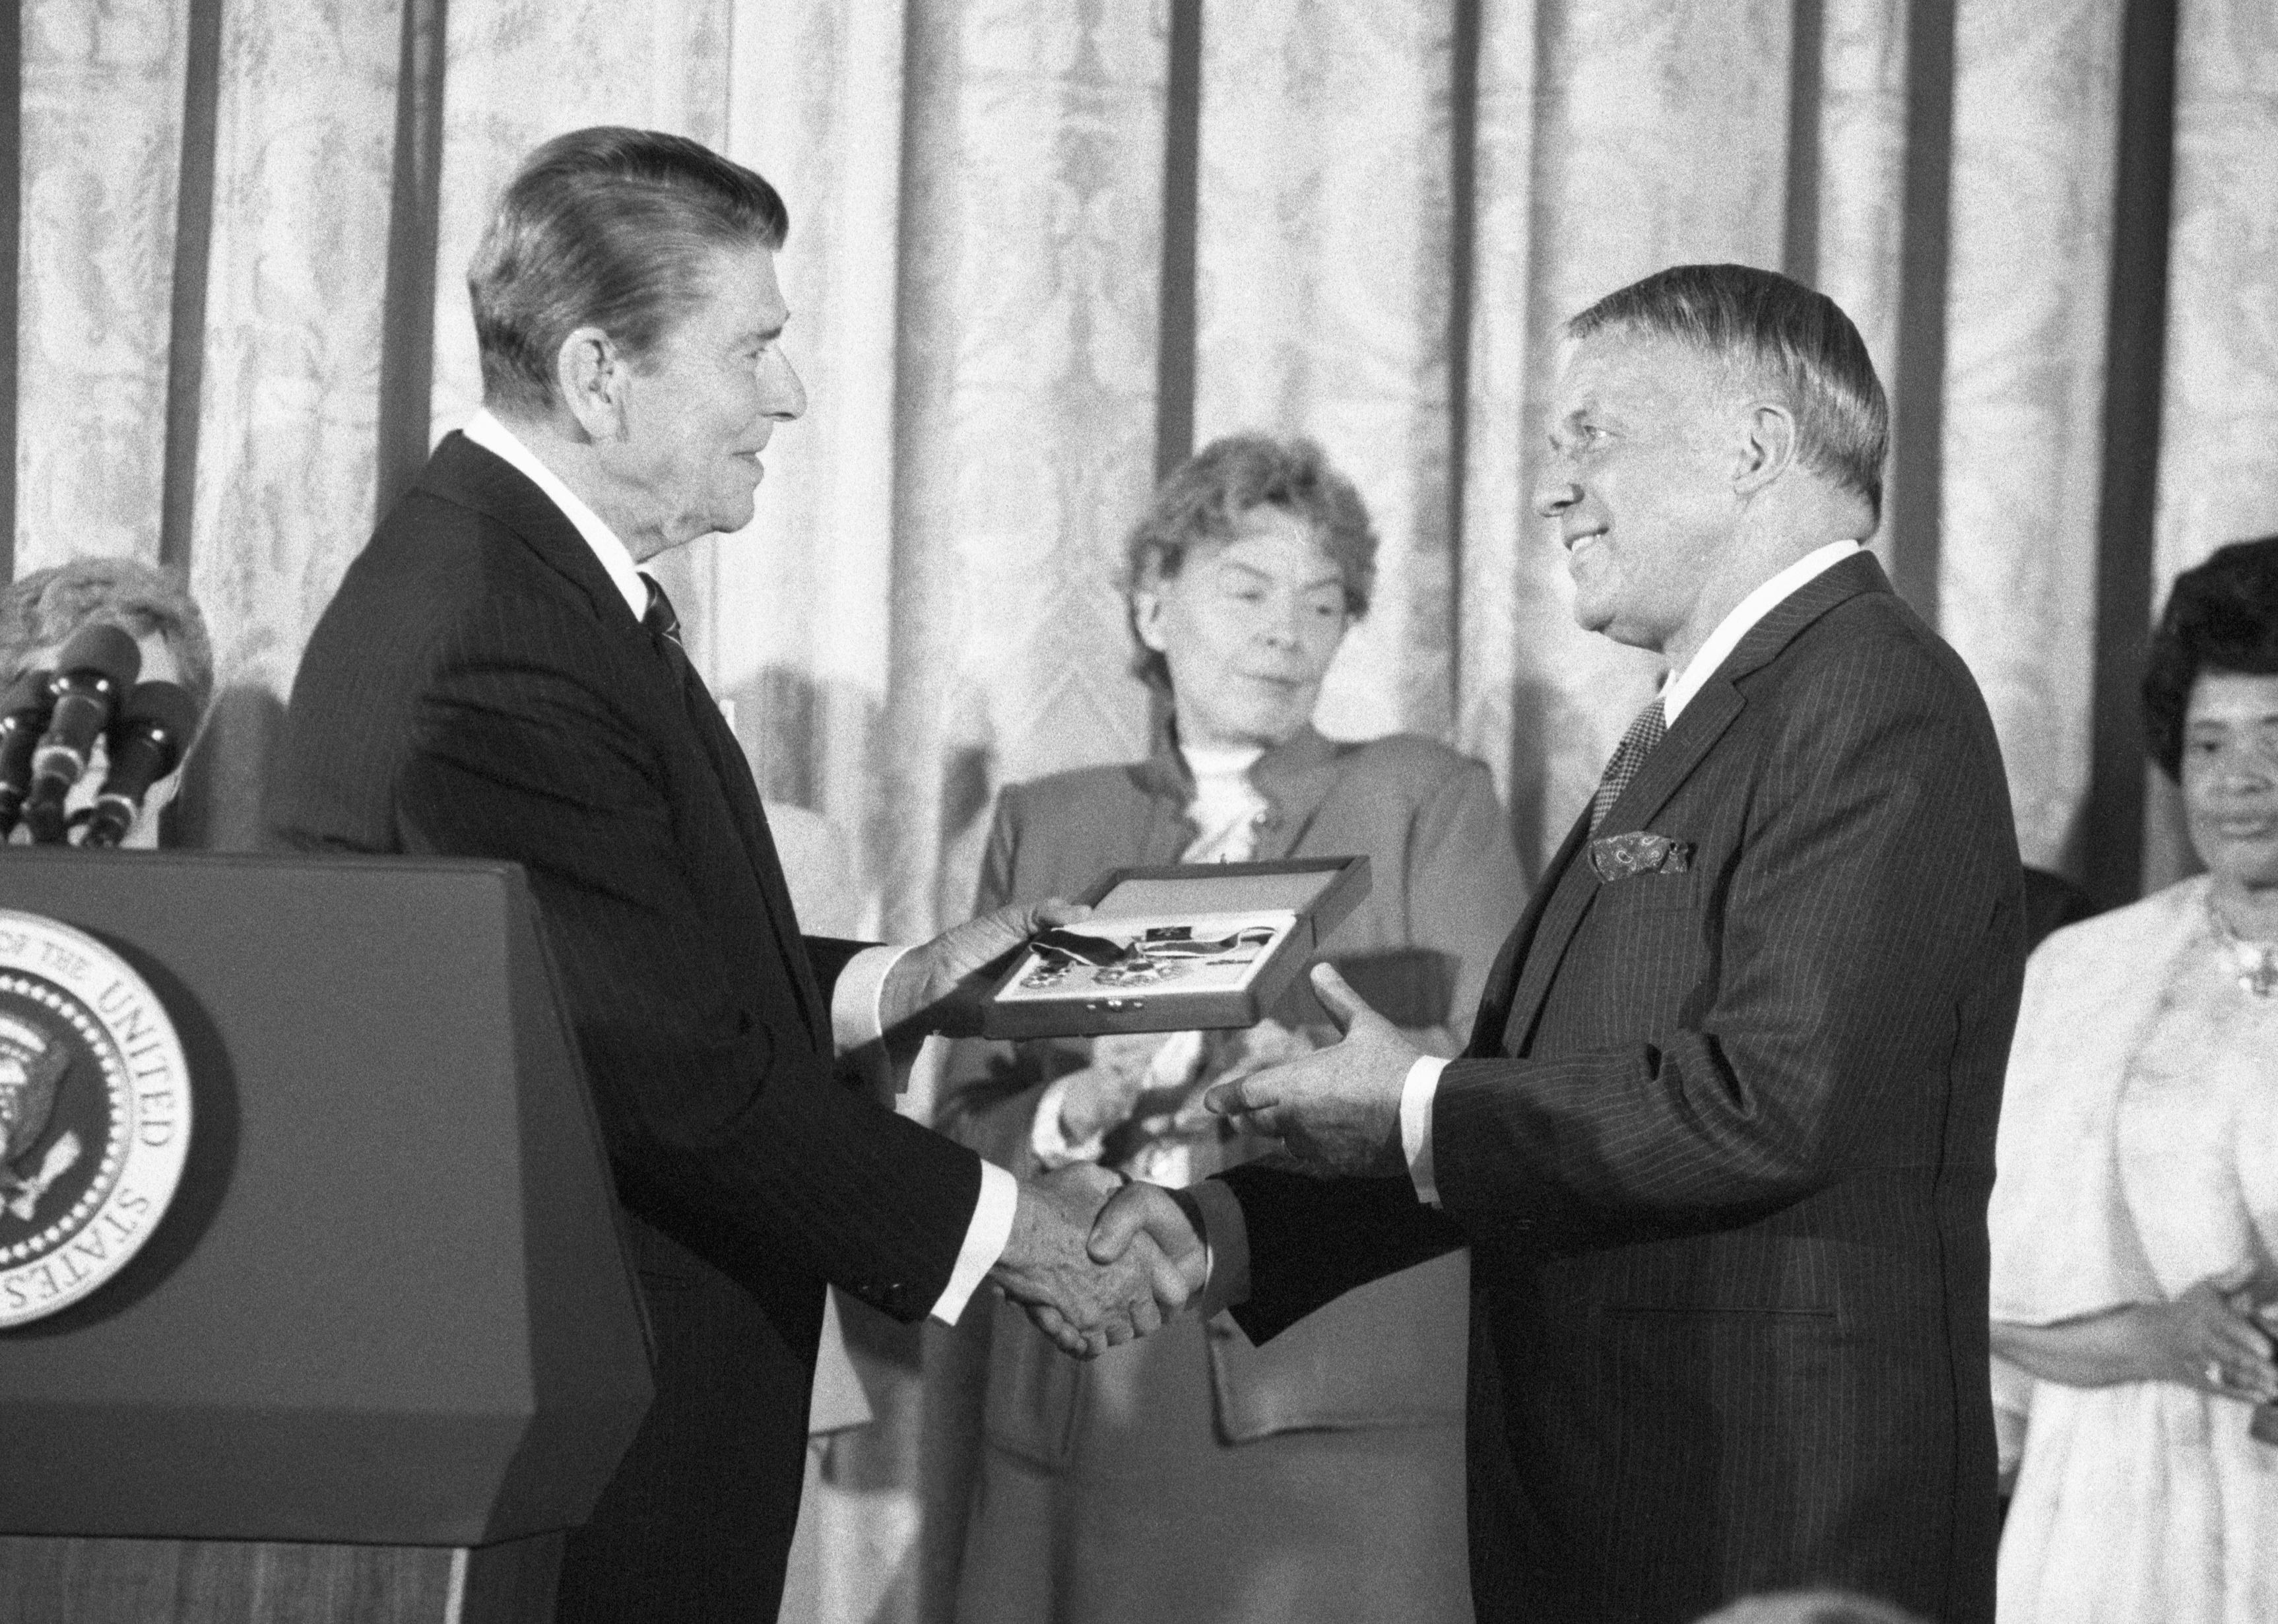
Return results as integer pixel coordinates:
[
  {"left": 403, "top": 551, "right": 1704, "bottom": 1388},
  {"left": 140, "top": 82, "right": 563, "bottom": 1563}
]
[
  {"left": 1989, "top": 535, "right": 2278, "bottom": 1623},
  {"left": 0, "top": 556, "right": 214, "bottom": 848},
  {"left": 935, "top": 434, "right": 1521, "bottom": 1624}
]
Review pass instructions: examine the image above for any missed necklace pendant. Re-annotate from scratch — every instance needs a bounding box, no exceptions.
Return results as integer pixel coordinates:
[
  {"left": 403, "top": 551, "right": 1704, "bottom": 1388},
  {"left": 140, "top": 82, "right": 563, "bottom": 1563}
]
[{"left": 2205, "top": 893, "right": 2278, "bottom": 998}]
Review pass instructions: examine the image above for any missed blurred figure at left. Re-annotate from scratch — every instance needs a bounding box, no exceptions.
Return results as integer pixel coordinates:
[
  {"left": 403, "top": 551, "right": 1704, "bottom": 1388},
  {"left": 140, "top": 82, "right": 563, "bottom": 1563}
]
[{"left": 0, "top": 558, "right": 215, "bottom": 848}]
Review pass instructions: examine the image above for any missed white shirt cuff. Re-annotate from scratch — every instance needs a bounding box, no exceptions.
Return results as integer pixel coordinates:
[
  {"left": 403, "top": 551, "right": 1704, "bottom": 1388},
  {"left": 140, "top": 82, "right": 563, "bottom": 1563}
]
[
  {"left": 1030, "top": 1074, "right": 1107, "bottom": 1169},
  {"left": 831, "top": 943, "right": 917, "bottom": 1093},
  {"left": 1187, "top": 1176, "right": 1251, "bottom": 1317},
  {"left": 1402, "top": 1054, "right": 1449, "bottom": 1208},
  {"left": 929, "top": 1160, "right": 1019, "bottom": 1325}
]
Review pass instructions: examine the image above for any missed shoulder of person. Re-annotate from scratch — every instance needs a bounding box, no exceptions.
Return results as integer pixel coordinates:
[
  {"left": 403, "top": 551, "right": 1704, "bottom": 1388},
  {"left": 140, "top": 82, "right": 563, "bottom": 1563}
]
[
  {"left": 995, "top": 758, "right": 1157, "bottom": 824},
  {"left": 1751, "top": 587, "right": 1998, "bottom": 742},
  {"left": 1324, "top": 732, "right": 1490, "bottom": 798},
  {"left": 2028, "top": 874, "right": 2201, "bottom": 977},
  {"left": 391, "top": 499, "right": 639, "bottom": 657}
]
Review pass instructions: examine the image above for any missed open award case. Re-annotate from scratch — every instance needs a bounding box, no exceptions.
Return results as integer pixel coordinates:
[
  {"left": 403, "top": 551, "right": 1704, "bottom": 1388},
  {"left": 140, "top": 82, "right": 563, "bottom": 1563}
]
[{"left": 979, "top": 856, "right": 1371, "bottom": 1040}]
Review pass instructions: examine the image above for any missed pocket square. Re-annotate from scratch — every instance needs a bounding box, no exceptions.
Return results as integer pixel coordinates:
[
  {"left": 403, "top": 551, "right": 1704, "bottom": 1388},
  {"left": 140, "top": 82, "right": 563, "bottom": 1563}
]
[{"left": 1589, "top": 830, "right": 1692, "bottom": 883}]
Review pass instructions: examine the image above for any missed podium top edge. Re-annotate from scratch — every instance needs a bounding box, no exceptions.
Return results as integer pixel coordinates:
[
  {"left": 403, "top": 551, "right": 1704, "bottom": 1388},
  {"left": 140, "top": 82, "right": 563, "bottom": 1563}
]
[{"left": 0, "top": 848, "right": 527, "bottom": 884}]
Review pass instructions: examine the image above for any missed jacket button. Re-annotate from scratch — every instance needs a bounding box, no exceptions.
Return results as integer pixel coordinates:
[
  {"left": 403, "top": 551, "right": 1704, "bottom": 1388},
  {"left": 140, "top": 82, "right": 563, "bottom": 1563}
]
[{"left": 1252, "top": 810, "right": 1280, "bottom": 829}]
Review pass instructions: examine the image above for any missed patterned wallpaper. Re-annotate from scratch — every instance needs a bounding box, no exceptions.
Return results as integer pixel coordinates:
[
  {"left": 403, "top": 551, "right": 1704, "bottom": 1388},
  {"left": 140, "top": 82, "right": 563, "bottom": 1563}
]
[{"left": 19, "top": 0, "right": 2276, "bottom": 882}]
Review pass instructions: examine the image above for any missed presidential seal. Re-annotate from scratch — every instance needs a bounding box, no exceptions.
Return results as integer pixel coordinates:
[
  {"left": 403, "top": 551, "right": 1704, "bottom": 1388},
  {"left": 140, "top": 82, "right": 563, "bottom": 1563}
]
[{"left": 0, "top": 909, "right": 189, "bottom": 1328}]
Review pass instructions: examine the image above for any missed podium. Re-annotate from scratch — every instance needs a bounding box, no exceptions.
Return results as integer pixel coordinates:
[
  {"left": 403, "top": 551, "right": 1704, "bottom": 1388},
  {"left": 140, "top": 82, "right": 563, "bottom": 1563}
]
[{"left": 0, "top": 851, "right": 653, "bottom": 1624}]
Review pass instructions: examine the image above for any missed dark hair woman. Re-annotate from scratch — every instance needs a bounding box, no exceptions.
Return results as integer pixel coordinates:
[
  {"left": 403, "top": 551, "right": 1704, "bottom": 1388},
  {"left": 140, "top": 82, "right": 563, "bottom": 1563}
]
[{"left": 1989, "top": 535, "right": 2278, "bottom": 1623}]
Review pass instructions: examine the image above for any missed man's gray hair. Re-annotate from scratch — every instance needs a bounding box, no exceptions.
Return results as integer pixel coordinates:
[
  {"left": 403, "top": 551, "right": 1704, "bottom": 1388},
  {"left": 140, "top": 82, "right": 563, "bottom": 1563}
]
[
  {"left": 1571, "top": 264, "right": 1889, "bottom": 527},
  {"left": 469, "top": 126, "right": 789, "bottom": 416}
]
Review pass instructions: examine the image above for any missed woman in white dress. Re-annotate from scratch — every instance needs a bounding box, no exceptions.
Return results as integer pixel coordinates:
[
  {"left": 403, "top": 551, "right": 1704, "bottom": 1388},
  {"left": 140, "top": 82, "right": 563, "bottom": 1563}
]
[{"left": 1989, "top": 533, "right": 2278, "bottom": 1623}]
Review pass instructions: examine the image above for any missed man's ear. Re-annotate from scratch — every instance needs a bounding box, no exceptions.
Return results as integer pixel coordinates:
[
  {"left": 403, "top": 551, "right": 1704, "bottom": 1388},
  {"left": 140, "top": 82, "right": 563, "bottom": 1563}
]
[
  {"left": 554, "top": 326, "right": 628, "bottom": 443},
  {"left": 1732, "top": 401, "right": 1798, "bottom": 496}
]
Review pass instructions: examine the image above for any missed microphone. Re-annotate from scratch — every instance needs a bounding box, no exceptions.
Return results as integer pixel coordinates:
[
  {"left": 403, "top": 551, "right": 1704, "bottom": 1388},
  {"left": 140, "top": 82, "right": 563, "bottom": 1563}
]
[
  {"left": 0, "top": 668, "right": 55, "bottom": 838},
  {"left": 80, "top": 681, "right": 200, "bottom": 850},
  {"left": 20, "top": 624, "right": 141, "bottom": 845}
]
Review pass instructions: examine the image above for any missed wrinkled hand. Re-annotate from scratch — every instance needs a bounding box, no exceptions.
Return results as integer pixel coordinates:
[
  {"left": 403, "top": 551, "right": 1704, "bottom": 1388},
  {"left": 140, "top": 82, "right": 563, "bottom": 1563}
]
[
  {"left": 1088, "top": 1181, "right": 1209, "bottom": 1306},
  {"left": 1200, "top": 963, "right": 1418, "bottom": 1177},
  {"left": 2137, "top": 1261, "right": 2278, "bottom": 1401},
  {"left": 990, "top": 1165, "right": 1191, "bottom": 1358},
  {"left": 886, "top": 897, "right": 1091, "bottom": 1039}
]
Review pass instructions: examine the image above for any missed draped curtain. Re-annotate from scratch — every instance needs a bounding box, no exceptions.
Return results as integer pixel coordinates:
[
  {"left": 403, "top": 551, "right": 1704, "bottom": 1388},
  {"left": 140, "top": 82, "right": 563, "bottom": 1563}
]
[{"left": 12, "top": 1, "right": 2278, "bottom": 1617}]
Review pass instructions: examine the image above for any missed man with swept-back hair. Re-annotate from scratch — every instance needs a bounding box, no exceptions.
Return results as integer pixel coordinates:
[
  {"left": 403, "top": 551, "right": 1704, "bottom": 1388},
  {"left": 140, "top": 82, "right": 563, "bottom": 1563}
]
[
  {"left": 271, "top": 127, "right": 1188, "bottom": 1622},
  {"left": 1099, "top": 263, "right": 2023, "bottom": 1623}
]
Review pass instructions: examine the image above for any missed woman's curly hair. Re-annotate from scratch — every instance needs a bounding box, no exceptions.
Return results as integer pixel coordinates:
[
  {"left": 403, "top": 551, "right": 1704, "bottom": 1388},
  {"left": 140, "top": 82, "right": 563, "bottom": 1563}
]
[{"left": 1121, "top": 435, "right": 1377, "bottom": 694}]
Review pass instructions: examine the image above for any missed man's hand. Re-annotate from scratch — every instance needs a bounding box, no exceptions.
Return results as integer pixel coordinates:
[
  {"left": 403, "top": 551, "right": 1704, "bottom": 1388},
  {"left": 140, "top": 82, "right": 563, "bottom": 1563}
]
[
  {"left": 989, "top": 1165, "right": 1191, "bottom": 1358},
  {"left": 1201, "top": 963, "right": 1419, "bottom": 1177},
  {"left": 1088, "top": 1181, "right": 1209, "bottom": 1305},
  {"left": 884, "top": 898, "right": 1090, "bottom": 1039}
]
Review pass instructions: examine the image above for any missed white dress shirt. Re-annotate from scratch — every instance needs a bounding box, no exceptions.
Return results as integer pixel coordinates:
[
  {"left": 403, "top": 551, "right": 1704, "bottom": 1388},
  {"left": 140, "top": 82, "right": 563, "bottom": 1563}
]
[
  {"left": 1027, "top": 740, "right": 1266, "bottom": 1182},
  {"left": 461, "top": 408, "right": 1016, "bottom": 1324}
]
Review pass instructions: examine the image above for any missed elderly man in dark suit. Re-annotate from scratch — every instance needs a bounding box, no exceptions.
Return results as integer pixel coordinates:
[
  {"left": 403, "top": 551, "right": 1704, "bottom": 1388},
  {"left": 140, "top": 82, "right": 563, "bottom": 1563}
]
[
  {"left": 1099, "top": 264, "right": 2025, "bottom": 1624},
  {"left": 269, "top": 127, "right": 1183, "bottom": 1623}
]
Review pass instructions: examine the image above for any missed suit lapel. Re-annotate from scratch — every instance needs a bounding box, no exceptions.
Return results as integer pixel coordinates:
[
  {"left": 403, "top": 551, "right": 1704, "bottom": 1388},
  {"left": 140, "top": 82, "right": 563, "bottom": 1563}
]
[
  {"left": 424, "top": 434, "right": 829, "bottom": 1040},
  {"left": 667, "top": 659, "right": 829, "bottom": 1039},
  {"left": 1468, "top": 810, "right": 1591, "bottom": 1058},
  {"left": 1247, "top": 725, "right": 1340, "bottom": 859},
  {"left": 1595, "top": 684, "right": 1745, "bottom": 839},
  {"left": 1489, "top": 551, "right": 1893, "bottom": 1056}
]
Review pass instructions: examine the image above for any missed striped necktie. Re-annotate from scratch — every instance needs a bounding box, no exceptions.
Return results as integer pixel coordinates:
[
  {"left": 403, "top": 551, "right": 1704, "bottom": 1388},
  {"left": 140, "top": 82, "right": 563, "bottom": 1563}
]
[
  {"left": 641, "top": 573, "right": 683, "bottom": 647},
  {"left": 1588, "top": 698, "right": 1667, "bottom": 834},
  {"left": 641, "top": 573, "right": 696, "bottom": 688}
]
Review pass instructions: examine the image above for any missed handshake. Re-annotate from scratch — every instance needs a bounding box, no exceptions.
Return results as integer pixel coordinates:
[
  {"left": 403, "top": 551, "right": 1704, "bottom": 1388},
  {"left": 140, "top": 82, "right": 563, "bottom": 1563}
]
[
  {"left": 985, "top": 1167, "right": 1214, "bottom": 1359},
  {"left": 919, "top": 896, "right": 1422, "bottom": 1359}
]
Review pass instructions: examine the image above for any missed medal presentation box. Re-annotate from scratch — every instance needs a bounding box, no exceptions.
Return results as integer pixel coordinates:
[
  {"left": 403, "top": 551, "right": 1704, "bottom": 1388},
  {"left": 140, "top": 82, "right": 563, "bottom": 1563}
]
[
  {"left": 981, "top": 856, "right": 1370, "bottom": 1040},
  {"left": 0, "top": 850, "right": 652, "bottom": 1624}
]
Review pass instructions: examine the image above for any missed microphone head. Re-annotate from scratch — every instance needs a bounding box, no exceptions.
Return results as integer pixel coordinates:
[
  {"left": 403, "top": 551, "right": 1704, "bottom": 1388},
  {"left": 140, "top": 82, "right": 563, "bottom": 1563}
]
[
  {"left": 113, "top": 680, "right": 201, "bottom": 762},
  {"left": 2, "top": 668, "right": 51, "bottom": 721},
  {"left": 49, "top": 622, "right": 141, "bottom": 692}
]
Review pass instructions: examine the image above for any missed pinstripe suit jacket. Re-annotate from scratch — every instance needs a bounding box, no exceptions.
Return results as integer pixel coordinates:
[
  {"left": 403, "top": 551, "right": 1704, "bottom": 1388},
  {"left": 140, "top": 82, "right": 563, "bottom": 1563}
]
[
  {"left": 268, "top": 435, "right": 984, "bottom": 1592},
  {"left": 1224, "top": 554, "right": 2023, "bottom": 1624}
]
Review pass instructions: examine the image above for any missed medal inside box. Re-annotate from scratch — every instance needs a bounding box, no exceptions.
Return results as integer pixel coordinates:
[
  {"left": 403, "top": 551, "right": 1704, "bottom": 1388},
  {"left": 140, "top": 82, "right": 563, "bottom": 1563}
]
[{"left": 980, "top": 857, "right": 1370, "bottom": 1041}]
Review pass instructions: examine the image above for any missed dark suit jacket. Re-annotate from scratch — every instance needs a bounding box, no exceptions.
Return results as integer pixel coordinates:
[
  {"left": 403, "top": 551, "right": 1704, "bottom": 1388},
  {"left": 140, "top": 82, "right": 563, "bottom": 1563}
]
[
  {"left": 1223, "top": 554, "right": 2024, "bottom": 1624},
  {"left": 268, "top": 433, "right": 985, "bottom": 1617}
]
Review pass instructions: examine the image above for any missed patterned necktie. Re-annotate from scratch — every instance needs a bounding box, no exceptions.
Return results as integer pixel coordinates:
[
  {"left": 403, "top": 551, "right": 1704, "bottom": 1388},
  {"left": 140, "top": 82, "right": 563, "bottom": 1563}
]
[{"left": 1588, "top": 697, "right": 1667, "bottom": 834}]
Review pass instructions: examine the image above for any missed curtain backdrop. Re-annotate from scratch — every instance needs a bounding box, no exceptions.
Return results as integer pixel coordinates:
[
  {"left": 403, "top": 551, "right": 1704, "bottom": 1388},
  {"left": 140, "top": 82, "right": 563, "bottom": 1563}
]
[{"left": 13, "top": 1, "right": 2278, "bottom": 1618}]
